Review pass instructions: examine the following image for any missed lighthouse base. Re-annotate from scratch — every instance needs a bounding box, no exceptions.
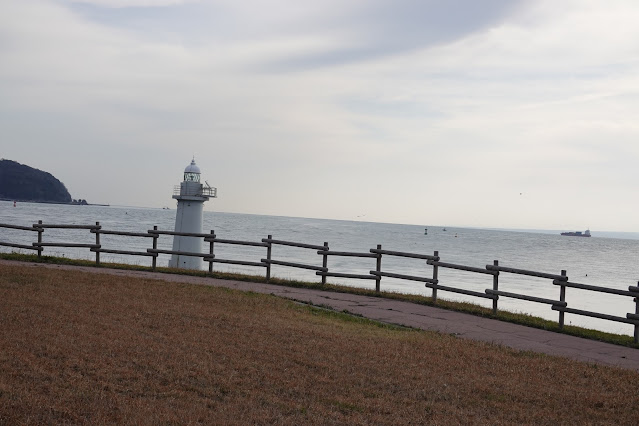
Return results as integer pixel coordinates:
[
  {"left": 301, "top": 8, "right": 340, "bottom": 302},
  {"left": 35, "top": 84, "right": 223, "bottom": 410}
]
[{"left": 169, "top": 198, "right": 205, "bottom": 270}]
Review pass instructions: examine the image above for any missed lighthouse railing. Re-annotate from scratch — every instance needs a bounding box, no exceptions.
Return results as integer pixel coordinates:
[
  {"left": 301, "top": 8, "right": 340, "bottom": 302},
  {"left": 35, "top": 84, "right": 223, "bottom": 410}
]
[{"left": 172, "top": 185, "right": 217, "bottom": 198}]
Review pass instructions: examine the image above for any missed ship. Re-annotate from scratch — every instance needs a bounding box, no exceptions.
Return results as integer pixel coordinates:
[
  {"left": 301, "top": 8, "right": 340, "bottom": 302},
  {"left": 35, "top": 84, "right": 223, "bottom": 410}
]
[{"left": 560, "top": 229, "right": 591, "bottom": 237}]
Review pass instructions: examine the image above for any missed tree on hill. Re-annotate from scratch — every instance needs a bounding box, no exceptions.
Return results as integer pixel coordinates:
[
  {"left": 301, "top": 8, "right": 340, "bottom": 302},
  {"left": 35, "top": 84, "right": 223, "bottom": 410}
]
[{"left": 0, "top": 159, "right": 72, "bottom": 203}]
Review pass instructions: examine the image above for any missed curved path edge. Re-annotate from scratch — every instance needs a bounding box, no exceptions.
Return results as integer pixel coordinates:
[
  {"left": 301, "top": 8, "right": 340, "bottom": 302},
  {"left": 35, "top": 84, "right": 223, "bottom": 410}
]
[{"left": 2, "top": 259, "right": 638, "bottom": 371}]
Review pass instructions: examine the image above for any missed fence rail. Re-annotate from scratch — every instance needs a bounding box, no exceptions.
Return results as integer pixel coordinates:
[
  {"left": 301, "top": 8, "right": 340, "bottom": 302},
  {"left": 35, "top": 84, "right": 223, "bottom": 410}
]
[
  {"left": 149, "top": 229, "right": 211, "bottom": 238},
  {"left": 428, "top": 260, "right": 497, "bottom": 275},
  {"left": 92, "top": 229, "right": 154, "bottom": 238},
  {"left": 262, "top": 258, "right": 327, "bottom": 272},
  {"left": 553, "top": 279, "right": 637, "bottom": 297},
  {"left": 0, "top": 241, "right": 42, "bottom": 251},
  {"left": 370, "top": 270, "right": 437, "bottom": 284},
  {"left": 486, "top": 264, "right": 568, "bottom": 281},
  {"left": 429, "top": 282, "right": 495, "bottom": 300},
  {"left": 34, "top": 223, "right": 100, "bottom": 230},
  {"left": 2, "top": 224, "right": 40, "bottom": 231},
  {"left": 92, "top": 247, "right": 157, "bottom": 257},
  {"left": 1, "top": 221, "right": 639, "bottom": 343},
  {"left": 317, "top": 271, "right": 377, "bottom": 280},
  {"left": 370, "top": 248, "right": 439, "bottom": 261},
  {"left": 206, "top": 237, "right": 268, "bottom": 247},
  {"left": 263, "top": 238, "right": 328, "bottom": 251},
  {"left": 212, "top": 258, "right": 266, "bottom": 268}
]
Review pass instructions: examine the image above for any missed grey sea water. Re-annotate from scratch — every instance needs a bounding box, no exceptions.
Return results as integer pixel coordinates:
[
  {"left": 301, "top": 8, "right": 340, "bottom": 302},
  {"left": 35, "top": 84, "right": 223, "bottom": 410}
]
[{"left": 1, "top": 200, "right": 638, "bottom": 336}]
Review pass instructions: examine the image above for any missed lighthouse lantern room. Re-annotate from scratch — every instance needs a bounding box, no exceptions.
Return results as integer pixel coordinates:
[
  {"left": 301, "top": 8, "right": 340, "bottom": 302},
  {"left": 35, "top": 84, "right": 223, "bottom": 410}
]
[{"left": 169, "top": 158, "right": 217, "bottom": 270}]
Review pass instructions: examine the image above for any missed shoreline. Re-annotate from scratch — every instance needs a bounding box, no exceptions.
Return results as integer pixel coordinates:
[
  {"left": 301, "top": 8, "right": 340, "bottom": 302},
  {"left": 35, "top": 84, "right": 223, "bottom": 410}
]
[{"left": 0, "top": 198, "right": 109, "bottom": 207}]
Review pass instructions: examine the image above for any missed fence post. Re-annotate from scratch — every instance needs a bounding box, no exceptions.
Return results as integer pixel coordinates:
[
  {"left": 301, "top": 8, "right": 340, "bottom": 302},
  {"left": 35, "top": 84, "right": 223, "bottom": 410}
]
[
  {"left": 321, "top": 242, "right": 328, "bottom": 285},
  {"left": 634, "top": 281, "right": 638, "bottom": 344},
  {"left": 492, "top": 260, "right": 499, "bottom": 315},
  {"left": 36, "top": 220, "right": 43, "bottom": 259},
  {"left": 375, "top": 244, "right": 382, "bottom": 293},
  {"left": 151, "top": 226, "right": 158, "bottom": 271},
  {"left": 95, "top": 221, "right": 100, "bottom": 266},
  {"left": 559, "top": 270, "right": 567, "bottom": 329},
  {"left": 208, "top": 230, "right": 215, "bottom": 274},
  {"left": 266, "top": 234, "right": 272, "bottom": 282},
  {"left": 432, "top": 250, "right": 439, "bottom": 303}
]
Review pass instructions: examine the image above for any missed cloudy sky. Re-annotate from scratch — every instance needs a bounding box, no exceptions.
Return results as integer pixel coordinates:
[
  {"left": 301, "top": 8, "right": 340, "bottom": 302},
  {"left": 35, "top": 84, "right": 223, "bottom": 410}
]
[{"left": 2, "top": 0, "right": 639, "bottom": 231}]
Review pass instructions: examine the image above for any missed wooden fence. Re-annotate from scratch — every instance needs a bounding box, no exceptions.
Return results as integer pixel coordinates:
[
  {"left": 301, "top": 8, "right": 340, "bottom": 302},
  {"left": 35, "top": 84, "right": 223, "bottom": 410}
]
[{"left": 1, "top": 221, "right": 638, "bottom": 343}]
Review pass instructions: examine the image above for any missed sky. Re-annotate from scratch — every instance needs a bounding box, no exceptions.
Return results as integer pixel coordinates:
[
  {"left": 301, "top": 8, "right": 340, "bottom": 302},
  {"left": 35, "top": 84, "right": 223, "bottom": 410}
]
[{"left": 2, "top": 0, "right": 639, "bottom": 231}]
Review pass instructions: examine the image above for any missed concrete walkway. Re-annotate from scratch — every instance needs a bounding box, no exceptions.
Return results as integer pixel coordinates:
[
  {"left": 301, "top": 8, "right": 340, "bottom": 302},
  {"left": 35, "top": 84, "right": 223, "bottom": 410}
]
[{"left": 3, "top": 259, "right": 638, "bottom": 371}]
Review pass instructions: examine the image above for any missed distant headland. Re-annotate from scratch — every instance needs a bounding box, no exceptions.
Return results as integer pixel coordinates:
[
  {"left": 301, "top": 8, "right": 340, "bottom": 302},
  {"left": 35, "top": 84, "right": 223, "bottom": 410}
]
[{"left": 0, "top": 159, "right": 107, "bottom": 206}]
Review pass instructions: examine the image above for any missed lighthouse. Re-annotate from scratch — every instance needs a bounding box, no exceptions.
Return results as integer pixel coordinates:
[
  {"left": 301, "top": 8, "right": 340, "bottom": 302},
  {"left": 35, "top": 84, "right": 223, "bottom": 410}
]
[{"left": 168, "top": 159, "right": 217, "bottom": 270}]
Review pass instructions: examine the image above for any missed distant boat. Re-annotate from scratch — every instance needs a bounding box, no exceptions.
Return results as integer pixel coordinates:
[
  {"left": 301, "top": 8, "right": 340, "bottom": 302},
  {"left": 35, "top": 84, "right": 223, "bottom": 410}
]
[
  {"left": 443, "top": 228, "right": 447, "bottom": 231},
  {"left": 560, "top": 229, "right": 591, "bottom": 237}
]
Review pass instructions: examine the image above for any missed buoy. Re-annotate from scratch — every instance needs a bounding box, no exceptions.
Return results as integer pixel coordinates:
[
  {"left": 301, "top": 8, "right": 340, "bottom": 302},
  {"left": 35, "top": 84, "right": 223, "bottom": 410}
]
[{"left": 13, "top": 201, "right": 16, "bottom": 207}]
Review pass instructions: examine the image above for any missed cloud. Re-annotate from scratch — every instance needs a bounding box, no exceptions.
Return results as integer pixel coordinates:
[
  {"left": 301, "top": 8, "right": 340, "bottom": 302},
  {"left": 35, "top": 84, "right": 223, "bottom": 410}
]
[
  {"left": 264, "top": 0, "right": 527, "bottom": 70},
  {"left": 62, "top": 0, "right": 200, "bottom": 7},
  {"left": 2, "top": 0, "right": 639, "bottom": 230},
  {"left": 64, "top": 0, "right": 527, "bottom": 69}
]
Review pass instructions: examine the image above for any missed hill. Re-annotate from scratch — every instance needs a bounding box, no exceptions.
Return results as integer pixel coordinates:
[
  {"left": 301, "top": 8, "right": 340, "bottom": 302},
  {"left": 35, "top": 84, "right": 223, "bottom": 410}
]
[{"left": 0, "top": 159, "right": 72, "bottom": 203}]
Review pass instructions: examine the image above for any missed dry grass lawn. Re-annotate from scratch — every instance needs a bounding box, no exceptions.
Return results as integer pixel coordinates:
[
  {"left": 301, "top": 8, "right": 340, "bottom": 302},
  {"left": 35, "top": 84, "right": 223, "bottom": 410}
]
[{"left": 1, "top": 263, "right": 638, "bottom": 425}]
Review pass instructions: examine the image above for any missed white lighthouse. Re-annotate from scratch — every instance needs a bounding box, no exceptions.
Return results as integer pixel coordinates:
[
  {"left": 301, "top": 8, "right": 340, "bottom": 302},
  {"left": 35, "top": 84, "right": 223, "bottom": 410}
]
[{"left": 168, "top": 159, "right": 217, "bottom": 270}]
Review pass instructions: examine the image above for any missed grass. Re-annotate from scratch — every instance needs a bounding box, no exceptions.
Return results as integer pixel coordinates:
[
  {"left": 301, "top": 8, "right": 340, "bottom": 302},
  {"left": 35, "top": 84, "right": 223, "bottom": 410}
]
[
  {"left": 1, "top": 263, "right": 639, "bottom": 424},
  {"left": 1, "top": 251, "right": 638, "bottom": 348}
]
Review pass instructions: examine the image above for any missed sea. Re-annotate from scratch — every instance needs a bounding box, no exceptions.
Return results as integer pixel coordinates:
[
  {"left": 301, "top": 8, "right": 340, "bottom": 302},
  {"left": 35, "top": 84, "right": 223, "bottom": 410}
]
[{"left": 1, "top": 200, "right": 639, "bottom": 337}]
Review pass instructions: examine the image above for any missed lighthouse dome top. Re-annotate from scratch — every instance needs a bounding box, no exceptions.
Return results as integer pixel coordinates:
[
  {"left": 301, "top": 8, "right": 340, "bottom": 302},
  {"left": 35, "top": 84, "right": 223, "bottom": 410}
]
[
  {"left": 183, "top": 158, "right": 201, "bottom": 182},
  {"left": 184, "top": 159, "right": 201, "bottom": 174}
]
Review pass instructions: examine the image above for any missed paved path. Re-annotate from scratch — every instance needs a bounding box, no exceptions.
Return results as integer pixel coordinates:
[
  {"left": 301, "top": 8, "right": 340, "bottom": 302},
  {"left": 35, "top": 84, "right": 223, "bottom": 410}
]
[{"left": 3, "top": 260, "right": 639, "bottom": 371}]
